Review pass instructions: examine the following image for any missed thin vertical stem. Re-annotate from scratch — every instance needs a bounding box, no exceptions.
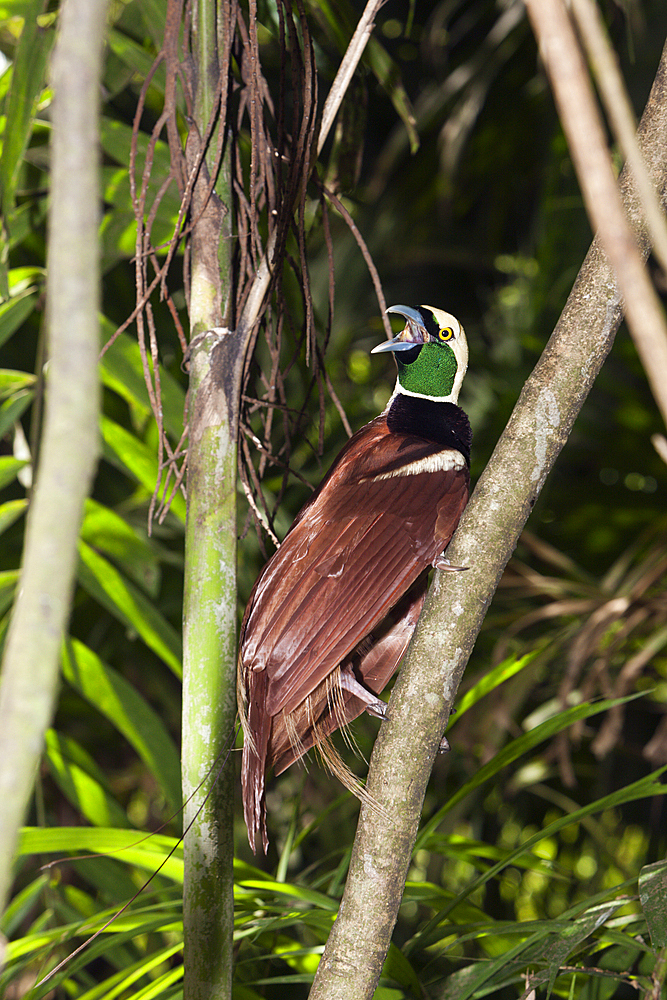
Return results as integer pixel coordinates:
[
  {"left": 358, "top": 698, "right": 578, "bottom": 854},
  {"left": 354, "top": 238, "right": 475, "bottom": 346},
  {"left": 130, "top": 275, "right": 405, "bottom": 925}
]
[
  {"left": 0, "top": 0, "right": 106, "bottom": 914},
  {"left": 182, "top": 0, "right": 236, "bottom": 996}
]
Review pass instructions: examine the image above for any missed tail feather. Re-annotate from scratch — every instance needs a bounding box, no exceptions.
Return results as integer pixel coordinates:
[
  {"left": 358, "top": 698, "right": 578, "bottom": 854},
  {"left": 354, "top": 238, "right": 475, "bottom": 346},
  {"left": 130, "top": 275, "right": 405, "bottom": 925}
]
[
  {"left": 240, "top": 668, "right": 271, "bottom": 853},
  {"left": 238, "top": 578, "right": 428, "bottom": 851}
]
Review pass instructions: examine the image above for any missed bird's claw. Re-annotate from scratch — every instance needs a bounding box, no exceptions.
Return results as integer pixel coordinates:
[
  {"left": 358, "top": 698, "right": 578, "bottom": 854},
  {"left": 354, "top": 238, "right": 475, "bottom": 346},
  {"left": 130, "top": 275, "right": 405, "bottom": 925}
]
[
  {"left": 433, "top": 555, "right": 468, "bottom": 572},
  {"left": 338, "top": 668, "right": 388, "bottom": 718}
]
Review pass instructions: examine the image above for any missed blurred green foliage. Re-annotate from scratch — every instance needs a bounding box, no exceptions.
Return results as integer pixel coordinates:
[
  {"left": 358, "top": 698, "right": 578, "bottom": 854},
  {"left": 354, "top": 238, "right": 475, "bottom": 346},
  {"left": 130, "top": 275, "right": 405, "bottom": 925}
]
[{"left": 1, "top": 0, "right": 666, "bottom": 997}]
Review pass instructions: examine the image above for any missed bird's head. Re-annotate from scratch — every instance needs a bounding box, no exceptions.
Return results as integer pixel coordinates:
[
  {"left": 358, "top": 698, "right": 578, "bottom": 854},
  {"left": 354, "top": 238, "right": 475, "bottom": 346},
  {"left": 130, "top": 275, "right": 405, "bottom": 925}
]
[{"left": 372, "top": 305, "right": 468, "bottom": 404}]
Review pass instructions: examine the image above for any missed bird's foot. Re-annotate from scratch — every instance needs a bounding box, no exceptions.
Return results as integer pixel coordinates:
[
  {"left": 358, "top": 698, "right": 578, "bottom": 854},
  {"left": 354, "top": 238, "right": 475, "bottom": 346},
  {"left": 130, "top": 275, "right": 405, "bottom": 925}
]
[
  {"left": 338, "top": 669, "right": 388, "bottom": 719},
  {"left": 433, "top": 555, "right": 468, "bottom": 572}
]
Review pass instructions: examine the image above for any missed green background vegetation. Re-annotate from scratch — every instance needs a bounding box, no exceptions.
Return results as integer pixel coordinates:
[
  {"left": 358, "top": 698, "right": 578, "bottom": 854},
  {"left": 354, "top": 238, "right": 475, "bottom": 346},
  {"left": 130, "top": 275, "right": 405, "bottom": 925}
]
[{"left": 1, "top": 0, "right": 666, "bottom": 996}]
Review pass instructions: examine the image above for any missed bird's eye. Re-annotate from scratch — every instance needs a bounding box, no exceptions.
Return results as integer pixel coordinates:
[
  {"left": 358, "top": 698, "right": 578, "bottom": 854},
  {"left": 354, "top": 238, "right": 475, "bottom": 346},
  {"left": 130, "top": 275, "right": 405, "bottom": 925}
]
[{"left": 439, "top": 326, "right": 454, "bottom": 342}]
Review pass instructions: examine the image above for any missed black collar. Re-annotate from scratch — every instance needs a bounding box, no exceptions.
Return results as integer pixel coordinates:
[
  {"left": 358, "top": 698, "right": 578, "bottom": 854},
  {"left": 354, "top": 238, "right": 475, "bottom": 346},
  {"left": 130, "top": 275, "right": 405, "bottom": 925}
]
[{"left": 387, "top": 393, "right": 472, "bottom": 464}]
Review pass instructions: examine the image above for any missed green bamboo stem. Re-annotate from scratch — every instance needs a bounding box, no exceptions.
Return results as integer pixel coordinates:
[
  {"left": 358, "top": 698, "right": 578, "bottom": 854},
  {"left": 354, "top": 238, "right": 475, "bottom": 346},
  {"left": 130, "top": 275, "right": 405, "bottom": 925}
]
[
  {"left": 182, "top": 339, "right": 237, "bottom": 1000},
  {"left": 181, "top": 0, "right": 236, "bottom": 996}
]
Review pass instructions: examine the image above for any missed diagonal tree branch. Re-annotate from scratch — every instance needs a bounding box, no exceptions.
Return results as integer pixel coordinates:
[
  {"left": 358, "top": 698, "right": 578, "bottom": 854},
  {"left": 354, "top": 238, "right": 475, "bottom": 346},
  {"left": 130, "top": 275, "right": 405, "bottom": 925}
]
[
  {"left": 317, "top": 0, "right": 387, "bottom": 159},
  {"left": 571, "top": 0, "right": 667, "bottom": 276},
  {"left": 309, "top": 34, "right": 667, "bottom": 1000}
]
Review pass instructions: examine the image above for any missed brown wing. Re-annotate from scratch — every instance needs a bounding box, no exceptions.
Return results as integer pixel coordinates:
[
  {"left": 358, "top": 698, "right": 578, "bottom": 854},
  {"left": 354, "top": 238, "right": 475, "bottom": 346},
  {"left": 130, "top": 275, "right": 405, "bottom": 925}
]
[
  {"left": 268, "top": 574, "right": 429, "bottom": 775},
  {"left": 240, "top": 416, "right": 469, "bottom": 717}
]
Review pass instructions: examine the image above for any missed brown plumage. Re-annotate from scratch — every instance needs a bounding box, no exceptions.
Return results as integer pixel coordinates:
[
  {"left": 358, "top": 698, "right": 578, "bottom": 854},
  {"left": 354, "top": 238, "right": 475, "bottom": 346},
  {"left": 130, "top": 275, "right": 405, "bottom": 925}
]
[{"left": 238, "top": 305, "right": 471, "bottom": 852}]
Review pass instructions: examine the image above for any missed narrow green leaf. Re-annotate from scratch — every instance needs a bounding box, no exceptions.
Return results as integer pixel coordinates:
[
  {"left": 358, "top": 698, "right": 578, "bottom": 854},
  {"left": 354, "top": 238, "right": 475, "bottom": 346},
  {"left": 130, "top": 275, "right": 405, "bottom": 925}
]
[
  {"left": 100, "top": 117, "right": 172, "bottom": 178},
  {"left": 272, "top": 936, "right": 321, "bottom": 976},
  {"left": 451, "top": 649, "right": 539, "bottom": 722},
  {"left": 233, "top": 987, "right": 268, "bottom": 1000},
  {"left": 304, "top": 0, "right": 350, "bottom": 50},
  {"left": 305, "top": 0, "right": 418, "bottom": 151},
  {"left": 437, "top": 928, "right": 547, "bottom": 1000},
  {"left": 17, "top": 826, "right": 184, "bottom": 882},
  {"left": 6, "top": 266, "right": 44, "bottom": 296},
  {"left": 100, "top": 321, "right": 150, "bottom": 421},
  {"left": 0, "top": 292, "right": 36, "bottom": 347},
  {"left": 61, "top": 638, "right": 182, "bottom": 814},
  {"left": 439, "top": 900, "right": 628, "bottom": 1000},
  {"left": 0, "top": 0, "right": 54, "bottom": 218},
  {"left": 101, "top": 416, "right": 187, "bottom": 525},
  {"left": 0, "top": 569, "right": 19, "bottom": 616},
  {"left": 0, "top": 231, "right": 10, "bottom": 305},
  {"left": 365, "top": 37, "right": 419, "bottom": 153},
  {"left": 415, "top": 765, "right": 667, "bottom": 951},
  {"left": 0, "top": 368, "right": 36, "bottom": 399},
  {"left": 0, "top": 388, "right": 33, "bottom": 439},
  {"left": 65, "top": 856, "right": 153, "bottom": 913},
  {"left": 44, "top": 730, "right": 130, "bottom": 828},
  {"left": 100, "top": 163, "right": 182, "bottom": 267},
  {"left": 418, "top": 695, "right": 646, "bottom": 846},
  {"left": 0, "top": 1, "right": 46, "bottom": 22},
  {"left": 382, "top": 941, "right": 423, "bottom": 994},
  {"left": 0, "top": 498, "right": 27, "bottom": 534},
  {"left": 4, "top": 912, "right": 184, "bottom": 999},
  {"left": 136, "top": 0, "right": 168, "bottom": 49},
  {"left": 237, "top": 879, "right": 338, "bottom": 912},
  {"left": 99, "top": 327, "right": 186, "bottom": 441},
  {"left": 639, "top": 860, "right": 667, "bottom": 949},
  {"left": 106, "top": 28, "right": 161, "bottom": 81},
  {"left": 0, "top": 874, "right": 49, "bottom": 936},
  {"left": 125, "top": 965, "right": 184, "bottom": 1000},
  {"left": 81, "top": 498, "right": 161, "bottom": 595},
  {"left": 542, "top": 902, "right": 624, "bottom": 997},
  {"left": 4, "top": 199, "right": 48, "bottom": 254},
  {"left": 75, "top": 942, "right": 183, "bottom": 1000},
  {"left": 0, "top": 456, "right": 28, "bottom": 490},
  {"left": 77, "top": 540, "right": 182, "bottom": 677}
]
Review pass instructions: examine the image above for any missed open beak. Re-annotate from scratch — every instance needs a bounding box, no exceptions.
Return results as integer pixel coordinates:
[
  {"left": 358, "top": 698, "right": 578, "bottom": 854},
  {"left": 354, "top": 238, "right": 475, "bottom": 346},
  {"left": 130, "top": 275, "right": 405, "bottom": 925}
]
[{"left": 371, "top": 305, "right": 429, "bottom": 354}]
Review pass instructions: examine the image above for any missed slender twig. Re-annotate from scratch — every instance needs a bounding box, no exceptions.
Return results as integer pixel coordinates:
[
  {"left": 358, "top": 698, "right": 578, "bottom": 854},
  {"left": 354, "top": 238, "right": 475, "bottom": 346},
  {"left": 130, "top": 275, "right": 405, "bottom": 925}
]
[
  {"left": 317, "top": 0, "right": 387, "bottom": 158},
  {"left": 571, "top": 0, "right": 667, "bottom": 276},
  {"left": 320, "top": 182, "right": 392, "bottom": 340},
  {"left": 524, "top": 0, "right": 667, "bottom": 429}
]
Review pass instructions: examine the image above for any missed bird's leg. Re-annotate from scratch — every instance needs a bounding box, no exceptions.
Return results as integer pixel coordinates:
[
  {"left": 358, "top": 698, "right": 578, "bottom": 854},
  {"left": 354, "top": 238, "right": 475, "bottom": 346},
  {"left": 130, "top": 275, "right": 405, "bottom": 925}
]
[
  {"left": 433, "top": 554, "right": 468, "bottom": 572},
  {"left": 340, "top": 667, "right": 451, "bottom": 748},
  {"left": 338, "top": 667, "right": 388, "bottom": 719}
]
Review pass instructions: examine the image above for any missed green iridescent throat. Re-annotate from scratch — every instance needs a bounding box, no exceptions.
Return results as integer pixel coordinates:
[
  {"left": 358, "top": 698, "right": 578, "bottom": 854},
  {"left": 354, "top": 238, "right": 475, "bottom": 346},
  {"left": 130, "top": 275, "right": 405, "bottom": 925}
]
[{"left": 396, "top": 342, "right": 457, "bottom": 398}]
